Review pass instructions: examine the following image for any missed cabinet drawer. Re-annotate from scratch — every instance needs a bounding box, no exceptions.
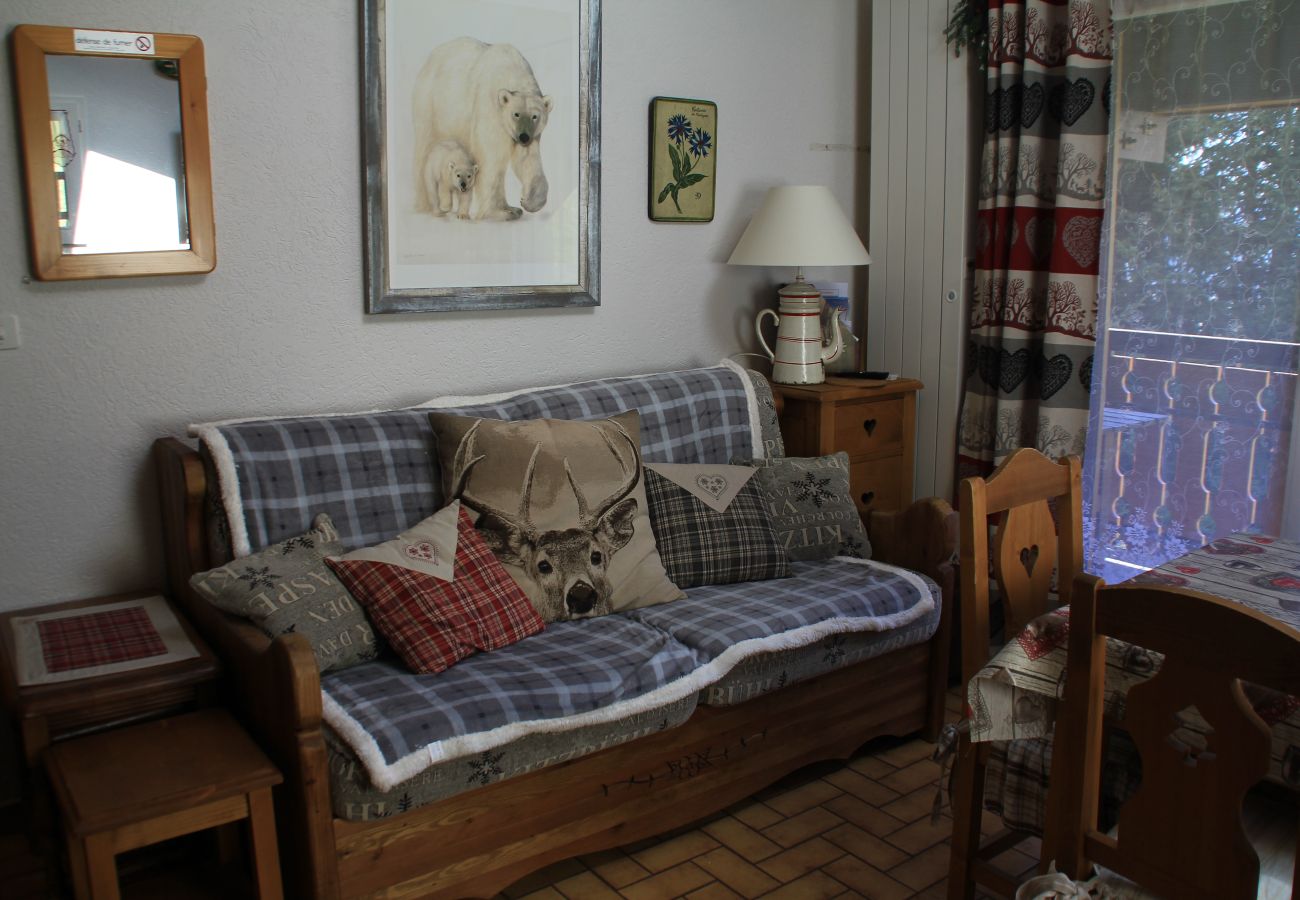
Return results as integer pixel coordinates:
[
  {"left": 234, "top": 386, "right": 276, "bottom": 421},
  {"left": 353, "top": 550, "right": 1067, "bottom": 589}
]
[
  {"left": 833, "top": 398, "right": 905, "bottom": 458},
  {"left": 851, "top": 456, "right": 905, "bottom": 515}
]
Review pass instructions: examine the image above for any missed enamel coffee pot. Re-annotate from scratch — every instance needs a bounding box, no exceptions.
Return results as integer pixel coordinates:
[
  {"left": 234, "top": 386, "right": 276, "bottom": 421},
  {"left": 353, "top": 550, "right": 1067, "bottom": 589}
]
[{"left": 755, "top": 273, "right": 845, "bottom": 385}]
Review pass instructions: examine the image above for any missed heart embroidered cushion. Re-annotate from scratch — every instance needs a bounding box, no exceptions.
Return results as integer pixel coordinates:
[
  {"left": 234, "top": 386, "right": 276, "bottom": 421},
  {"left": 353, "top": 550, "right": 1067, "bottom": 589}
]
[
  {"left": 745, "top": 452, "right": 873, "bottom": 561},
  {"left": 188, "top": 513, "right": 380, "bottom": 673},
  {"left": 427, "top": 410, "right": 684, "bottom": 622},
  {"left": 326, "top": 502, "right": 544, "bottom": 675},
  {"left": 643, "top": 463, "right": 790, "bottom": 588}
]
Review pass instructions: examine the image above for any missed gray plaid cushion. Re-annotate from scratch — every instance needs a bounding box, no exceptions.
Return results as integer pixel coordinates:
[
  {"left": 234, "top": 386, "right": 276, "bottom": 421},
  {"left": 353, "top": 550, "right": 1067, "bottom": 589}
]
[{"left": 643, "top": 468, "right": 789, "bottom": 588}]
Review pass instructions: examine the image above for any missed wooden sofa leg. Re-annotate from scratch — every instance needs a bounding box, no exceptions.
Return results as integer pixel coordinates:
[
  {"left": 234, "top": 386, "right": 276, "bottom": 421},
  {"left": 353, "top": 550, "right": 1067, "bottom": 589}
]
[{"left": 947, "top": 736, "right": 986, "bottom": 900}]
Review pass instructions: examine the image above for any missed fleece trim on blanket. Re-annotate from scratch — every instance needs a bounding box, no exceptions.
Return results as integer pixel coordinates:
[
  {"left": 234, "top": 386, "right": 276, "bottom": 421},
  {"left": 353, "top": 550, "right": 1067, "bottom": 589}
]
[
  {"left": 720, "top": 357, "right": 766, "bottom": 460},
  {"left": 322, "top": 556, "right": 935, "bottom": 792},
  {"left": 190, "top": 361, "right": 764, "bottom": 559}
]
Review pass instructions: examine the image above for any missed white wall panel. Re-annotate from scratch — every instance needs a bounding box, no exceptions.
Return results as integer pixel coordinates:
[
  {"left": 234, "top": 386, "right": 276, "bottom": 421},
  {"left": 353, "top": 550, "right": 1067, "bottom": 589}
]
[{"left": 868, "top": 0, "right": 973, "bottom": 502}]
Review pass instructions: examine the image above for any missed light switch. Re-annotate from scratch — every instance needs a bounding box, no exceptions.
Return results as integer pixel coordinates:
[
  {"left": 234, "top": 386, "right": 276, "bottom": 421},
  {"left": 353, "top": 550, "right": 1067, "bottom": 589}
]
[{"left": 0, "top": 314, "right": 21, "bottom": 350}]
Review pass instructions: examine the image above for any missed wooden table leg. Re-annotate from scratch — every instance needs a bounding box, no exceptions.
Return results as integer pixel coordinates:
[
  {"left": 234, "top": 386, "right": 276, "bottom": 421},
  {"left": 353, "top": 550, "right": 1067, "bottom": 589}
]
[
  {"left": 247, "top": 788, "right": 283, "bottom": 900},
  {"left": 83, "top": 831, "right": 120, "bottom": 900},
  {"left": 65, "top": 827, "right": 90, "bottom": 900}
]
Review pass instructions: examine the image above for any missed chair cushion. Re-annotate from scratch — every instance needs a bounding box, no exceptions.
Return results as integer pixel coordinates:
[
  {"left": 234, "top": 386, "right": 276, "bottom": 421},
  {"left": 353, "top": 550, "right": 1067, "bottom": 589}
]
[
  {"left": 625, "top": 558, "right": 928, "bottom": 659},
  {"left": 702, "top": 602, "right": 942, "bottom": 706},
  {"left": 321, "top": 614, "right": 705, "bottom": 790}
]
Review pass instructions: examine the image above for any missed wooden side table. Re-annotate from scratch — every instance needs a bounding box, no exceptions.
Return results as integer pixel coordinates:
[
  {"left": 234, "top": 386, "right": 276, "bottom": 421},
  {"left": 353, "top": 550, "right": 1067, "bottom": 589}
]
[
  {"left": 0, "top": 591, "right": 221, "bottom": 776},
  {"left": 45, "top": 709, "right": 283, "bottom": 900},
  {"left": 774, "top": 376, "right": 924, "bottom": 517}
]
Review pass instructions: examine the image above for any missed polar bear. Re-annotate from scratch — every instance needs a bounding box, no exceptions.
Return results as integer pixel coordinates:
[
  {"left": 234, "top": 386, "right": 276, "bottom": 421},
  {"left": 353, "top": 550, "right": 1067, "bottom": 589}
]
[
  {"left": 412, "top": 37, "right": 552, "bottom": 221},
  {"left": 423, "top": 140, "right": 478, "bottom": 219}
]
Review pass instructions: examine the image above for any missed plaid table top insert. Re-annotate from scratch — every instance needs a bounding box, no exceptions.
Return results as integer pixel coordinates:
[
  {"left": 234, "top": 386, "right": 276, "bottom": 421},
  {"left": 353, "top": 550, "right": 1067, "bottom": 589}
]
[{"left": 38, "top": 606, "right": 168, "bottom": 674}]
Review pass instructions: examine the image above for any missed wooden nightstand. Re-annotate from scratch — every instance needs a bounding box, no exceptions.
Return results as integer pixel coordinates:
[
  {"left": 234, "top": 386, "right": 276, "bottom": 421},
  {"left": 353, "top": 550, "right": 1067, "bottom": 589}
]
[
  {"left": 0, "top": 592, "right": 220, "bottom": 808},
  {"left": 774, "top": 377, "right": 924, "bottom": 518}
]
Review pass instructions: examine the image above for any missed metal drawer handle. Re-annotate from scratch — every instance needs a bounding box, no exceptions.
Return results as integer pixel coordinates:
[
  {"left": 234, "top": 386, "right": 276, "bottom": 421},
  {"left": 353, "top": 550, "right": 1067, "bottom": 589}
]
[
  {"left": 860, "top": 491, "right": 875, "bottom": 506},
  {"left": 863, "top": 419, "right": 877, "bottom": 437}
]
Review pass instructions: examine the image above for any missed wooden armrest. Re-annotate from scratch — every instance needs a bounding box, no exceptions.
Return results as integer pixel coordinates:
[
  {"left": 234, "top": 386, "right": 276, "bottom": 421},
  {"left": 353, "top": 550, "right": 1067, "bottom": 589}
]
[
  {"left": 179, "top": 580, "right": 323, "bottom": 739},
  {"left": 866, "top": 496, "right": 958, "bottom": 582},
  {"left": 153, "top": 436, "right": 324, "bottom": 741},
  {"left": 868, "top": 497, "right": 958, "bottom": 737}
]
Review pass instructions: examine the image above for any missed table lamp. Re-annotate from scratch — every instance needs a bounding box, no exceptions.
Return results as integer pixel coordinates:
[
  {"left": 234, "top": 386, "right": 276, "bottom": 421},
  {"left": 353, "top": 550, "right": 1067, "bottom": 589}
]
[{"left": 727, "top": 185, "right": 871, "bottom": 384}]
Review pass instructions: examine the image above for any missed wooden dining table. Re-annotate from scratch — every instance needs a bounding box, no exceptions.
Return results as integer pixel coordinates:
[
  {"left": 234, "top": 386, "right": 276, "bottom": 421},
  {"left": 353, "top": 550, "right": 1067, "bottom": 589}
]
[{"left": 966, "top": 533, "right": 1300, "bottom": 792}]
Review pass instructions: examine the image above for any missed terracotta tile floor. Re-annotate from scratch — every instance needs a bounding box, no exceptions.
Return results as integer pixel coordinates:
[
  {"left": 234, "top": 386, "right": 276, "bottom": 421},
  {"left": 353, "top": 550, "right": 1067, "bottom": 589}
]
[
  {"left": 0, "top": 690, "right": 1038, "bottom": 899},
  {"left": 497, "top": 691, "right": 1036, "bottom": 900}
]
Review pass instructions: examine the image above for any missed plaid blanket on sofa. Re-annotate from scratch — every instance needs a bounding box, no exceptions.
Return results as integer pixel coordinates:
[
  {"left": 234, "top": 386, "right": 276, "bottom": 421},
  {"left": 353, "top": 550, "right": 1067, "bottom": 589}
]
[
  {"left": 322, "top": 558, "right": 938, "bottom": 791},
  {"left": 193, "top": 362, "right": 762, "bottom": 557}
]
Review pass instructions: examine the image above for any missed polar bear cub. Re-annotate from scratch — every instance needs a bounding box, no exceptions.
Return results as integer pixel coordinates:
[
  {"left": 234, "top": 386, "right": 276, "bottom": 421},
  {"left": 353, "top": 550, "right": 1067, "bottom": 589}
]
[{"left": 424, "top": 140, "right": 478, "bottom": 219}]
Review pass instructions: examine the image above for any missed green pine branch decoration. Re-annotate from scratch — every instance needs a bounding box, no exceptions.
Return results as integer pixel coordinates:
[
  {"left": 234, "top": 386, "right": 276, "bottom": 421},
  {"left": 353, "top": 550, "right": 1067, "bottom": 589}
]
[{"left": 944, "top": 0, "right": 989, "bottom": 69}]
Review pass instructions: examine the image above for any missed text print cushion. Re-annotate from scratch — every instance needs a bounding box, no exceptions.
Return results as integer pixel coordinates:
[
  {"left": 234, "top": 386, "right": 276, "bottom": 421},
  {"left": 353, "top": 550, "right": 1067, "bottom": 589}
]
[
  {"left": 428, "top": 410, "right": 684, "bottom": 622},
  {"left": 748, "top": 453, "right": 873, "bottom": 561},
  {"left": 644, "top": 463, "right": 790, "bottom": 588},
  {"left": 327, "top": 504, "right": 544, "bottom": 675},
  {"left": 188, "top": 513, "right": 379, "bottom": 673}
]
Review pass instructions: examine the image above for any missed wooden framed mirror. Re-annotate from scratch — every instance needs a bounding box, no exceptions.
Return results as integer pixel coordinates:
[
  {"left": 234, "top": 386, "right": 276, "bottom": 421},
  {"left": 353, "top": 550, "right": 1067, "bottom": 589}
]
[{"left": 10, "top": 25, "right": 215, "bottom": 280}]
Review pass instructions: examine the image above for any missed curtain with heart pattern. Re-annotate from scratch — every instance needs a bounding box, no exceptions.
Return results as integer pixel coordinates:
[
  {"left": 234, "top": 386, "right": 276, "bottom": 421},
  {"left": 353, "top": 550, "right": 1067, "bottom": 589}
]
[{"left": 956, "top": 0, "right": 1113, "bottom": 480}]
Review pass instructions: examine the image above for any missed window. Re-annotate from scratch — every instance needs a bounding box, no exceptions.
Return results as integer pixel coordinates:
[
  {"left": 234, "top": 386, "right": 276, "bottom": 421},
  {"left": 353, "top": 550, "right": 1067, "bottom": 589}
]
[{"left": 1083, "top": 1, "right": 1300, "bottom": 579}]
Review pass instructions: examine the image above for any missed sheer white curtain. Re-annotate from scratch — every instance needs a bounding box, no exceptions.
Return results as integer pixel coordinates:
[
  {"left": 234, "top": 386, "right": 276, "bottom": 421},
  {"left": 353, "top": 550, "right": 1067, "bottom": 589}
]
[{"left": 1083, "top": 0, "right": 1300, "bottom": 578}]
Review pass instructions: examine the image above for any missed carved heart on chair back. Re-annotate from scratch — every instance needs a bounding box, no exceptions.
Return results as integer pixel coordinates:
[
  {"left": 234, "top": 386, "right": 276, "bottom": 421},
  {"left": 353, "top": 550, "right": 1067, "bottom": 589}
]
[{"left": 992, "top": 500, "right": 1058, "bottom": 635}]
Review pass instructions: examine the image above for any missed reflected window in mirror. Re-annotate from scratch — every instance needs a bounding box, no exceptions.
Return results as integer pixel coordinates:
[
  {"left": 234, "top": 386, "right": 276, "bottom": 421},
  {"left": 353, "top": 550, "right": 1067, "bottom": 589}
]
[{"left": 46, "top": 55, "right": 189, "bottom": 255}]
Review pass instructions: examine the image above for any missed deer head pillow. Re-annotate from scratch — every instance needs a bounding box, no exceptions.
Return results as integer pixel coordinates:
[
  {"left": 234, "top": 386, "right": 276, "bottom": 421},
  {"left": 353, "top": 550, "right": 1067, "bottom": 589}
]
[{"left": 427, "top": 410, "right": 685, "bottom": 622}]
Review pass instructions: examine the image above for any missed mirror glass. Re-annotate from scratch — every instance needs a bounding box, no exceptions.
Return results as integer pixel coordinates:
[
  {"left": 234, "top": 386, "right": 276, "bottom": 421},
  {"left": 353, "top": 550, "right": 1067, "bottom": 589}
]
[{"left": 45, "top": 54, "right": 190, "bottom": 255}]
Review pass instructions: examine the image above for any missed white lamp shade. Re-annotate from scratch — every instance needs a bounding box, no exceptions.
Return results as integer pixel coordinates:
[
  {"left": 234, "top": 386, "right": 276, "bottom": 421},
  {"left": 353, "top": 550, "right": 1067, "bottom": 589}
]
[{"left": 727, "top": 185, "right": 871, "bottom": 268}]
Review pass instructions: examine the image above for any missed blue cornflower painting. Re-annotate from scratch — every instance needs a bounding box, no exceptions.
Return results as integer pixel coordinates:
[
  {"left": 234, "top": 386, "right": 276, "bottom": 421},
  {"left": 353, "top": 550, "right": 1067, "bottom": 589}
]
[
  {"left": 650, "top": 97, "right": 717, "bottom": 222},
  {"left": 667, "top": 114, "right": 692, "bottom": 145},
  {"left": 688, "top": 129, "right": 712, "bottom": 158}
]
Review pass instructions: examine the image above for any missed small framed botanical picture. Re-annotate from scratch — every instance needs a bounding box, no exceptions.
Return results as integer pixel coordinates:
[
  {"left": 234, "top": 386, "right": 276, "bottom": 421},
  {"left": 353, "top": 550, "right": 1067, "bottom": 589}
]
[{"left": 648, "top": 97, "right": 716, "bottom": 223}]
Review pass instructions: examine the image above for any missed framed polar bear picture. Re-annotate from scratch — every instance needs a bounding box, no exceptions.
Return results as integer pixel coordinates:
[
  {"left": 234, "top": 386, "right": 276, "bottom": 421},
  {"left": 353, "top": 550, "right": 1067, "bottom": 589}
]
[{"left": 362, "top": 0, "right": 600, "bottom": 313}]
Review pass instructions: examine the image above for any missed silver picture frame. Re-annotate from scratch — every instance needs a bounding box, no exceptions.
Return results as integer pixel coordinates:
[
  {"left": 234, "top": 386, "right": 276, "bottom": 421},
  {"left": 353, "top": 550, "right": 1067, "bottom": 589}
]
[{"left": 362, "top": 0, "right": 601, "bottom": 313}]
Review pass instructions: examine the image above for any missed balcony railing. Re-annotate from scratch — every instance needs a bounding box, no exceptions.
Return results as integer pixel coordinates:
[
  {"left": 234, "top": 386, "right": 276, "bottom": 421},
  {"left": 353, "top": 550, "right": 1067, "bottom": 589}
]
[{"left": 1088, "top": 326, "right": 1299, "bottom": 581}]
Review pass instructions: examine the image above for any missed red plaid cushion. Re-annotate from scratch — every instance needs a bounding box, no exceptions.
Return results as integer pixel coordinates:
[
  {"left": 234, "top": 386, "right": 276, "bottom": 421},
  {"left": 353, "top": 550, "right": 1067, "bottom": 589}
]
[
  {"left": 327, "top": 506, "right": 543, "bottom": 674},
  {"left": 39, "top": 607, "right": 167, "bottom": 673}
]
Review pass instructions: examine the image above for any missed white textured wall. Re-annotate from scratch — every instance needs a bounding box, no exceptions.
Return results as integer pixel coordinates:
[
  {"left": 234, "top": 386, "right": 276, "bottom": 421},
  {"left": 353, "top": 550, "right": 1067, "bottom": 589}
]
[{"left": 0, "top": 0, "right": 870, "bottom": 609}]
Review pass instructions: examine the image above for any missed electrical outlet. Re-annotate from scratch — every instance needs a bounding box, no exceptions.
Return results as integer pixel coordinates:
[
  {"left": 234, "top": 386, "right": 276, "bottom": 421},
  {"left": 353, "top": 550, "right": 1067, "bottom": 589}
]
[{"left": 0, "top": 314, "right": 21, "bottom": 350}]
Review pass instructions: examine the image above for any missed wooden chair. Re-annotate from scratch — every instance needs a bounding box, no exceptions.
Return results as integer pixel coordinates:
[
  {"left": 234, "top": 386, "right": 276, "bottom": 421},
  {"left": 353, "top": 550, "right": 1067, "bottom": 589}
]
[
  {"left": 947, "top": 448, "right": 1082, "bottom": 899},
  {"left": 1049, "top": 573, "right": 1300, "bottom": 900}
]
